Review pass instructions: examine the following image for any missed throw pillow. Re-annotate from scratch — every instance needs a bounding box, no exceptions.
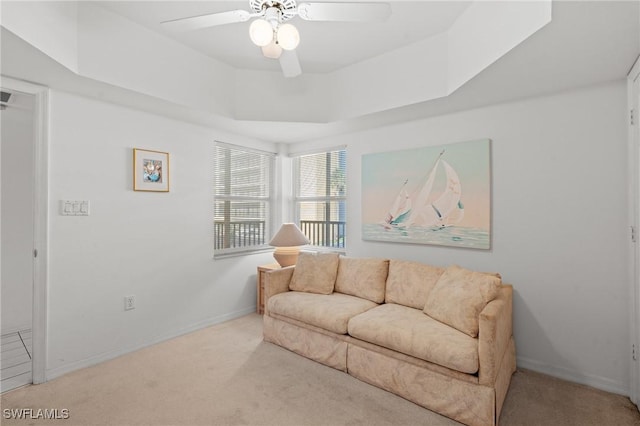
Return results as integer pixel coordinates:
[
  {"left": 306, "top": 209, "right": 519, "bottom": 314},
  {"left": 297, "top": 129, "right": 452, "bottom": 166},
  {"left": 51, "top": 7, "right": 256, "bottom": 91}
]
[
  {"left": 385, "top": 260, "right": 445, "bottom": 309},
  {"left": 335, "top": 257, "right": 389, "bottom": 303},
  {"left": 289, "top": 252, "right": 340, "bottom": 295},
  {"left": 423, "top": 265, "right": 501, "bottom": 337}
]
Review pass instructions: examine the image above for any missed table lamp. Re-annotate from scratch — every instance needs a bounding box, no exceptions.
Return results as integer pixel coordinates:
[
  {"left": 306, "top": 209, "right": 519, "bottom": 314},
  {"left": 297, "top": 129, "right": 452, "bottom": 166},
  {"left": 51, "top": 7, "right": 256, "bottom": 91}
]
[{"left": 269, "top": 223, "right": 310, "bottom": 267}]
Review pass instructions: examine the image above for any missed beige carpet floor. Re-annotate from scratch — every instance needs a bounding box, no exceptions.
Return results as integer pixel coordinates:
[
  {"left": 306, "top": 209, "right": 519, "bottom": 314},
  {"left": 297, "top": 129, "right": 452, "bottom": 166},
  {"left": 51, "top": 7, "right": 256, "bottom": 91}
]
[{"left": 1, "top": 314, "right": 639, "bottom": 426}]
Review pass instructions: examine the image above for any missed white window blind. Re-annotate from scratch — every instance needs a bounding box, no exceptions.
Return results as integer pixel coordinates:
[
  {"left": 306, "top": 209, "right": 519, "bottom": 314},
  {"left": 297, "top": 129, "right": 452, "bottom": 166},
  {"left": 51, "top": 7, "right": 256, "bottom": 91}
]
[
  {"left": 293, "top": 149, "right": 346, "bottom": 249},
  {"left": 214, "top": 142, "right": 274, "bottom": 255}
]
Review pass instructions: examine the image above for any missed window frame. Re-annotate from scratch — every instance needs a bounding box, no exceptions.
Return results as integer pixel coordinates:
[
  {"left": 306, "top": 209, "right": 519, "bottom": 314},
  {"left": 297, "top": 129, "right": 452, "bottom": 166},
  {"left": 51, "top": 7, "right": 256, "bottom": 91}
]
[
  {"left": 292, "top": 147, "right": 347, "bottom": 252},
  {"left": 213, "top": 141, "right": 276, "bottom": 258}
]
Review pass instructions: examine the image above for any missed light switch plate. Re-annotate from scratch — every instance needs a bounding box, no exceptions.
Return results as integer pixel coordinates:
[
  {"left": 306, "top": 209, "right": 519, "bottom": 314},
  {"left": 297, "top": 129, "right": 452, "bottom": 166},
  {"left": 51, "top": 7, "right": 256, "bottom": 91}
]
[{"left": 60, "top": 200, "right": 90, "bottom": 216}]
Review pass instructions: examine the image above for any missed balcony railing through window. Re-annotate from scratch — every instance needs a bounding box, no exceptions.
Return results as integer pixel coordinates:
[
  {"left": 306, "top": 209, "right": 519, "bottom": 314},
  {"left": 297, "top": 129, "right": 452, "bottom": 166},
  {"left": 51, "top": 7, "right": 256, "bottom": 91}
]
[
  {"left": 213, "top": 219, "right": 345, "bottom": 250},
  {"left": 299, "top": 220, "right": 346, "bottom": 249},
  {"left": 214, "top": 220, "right": 266, "bottom": 250}
]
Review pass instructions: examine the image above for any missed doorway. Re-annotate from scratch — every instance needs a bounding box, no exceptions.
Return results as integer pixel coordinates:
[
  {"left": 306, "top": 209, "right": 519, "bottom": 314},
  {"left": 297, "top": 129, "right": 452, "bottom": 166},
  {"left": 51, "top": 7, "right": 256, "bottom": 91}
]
[
  {"left": 0, "top": 77, "right": 48, "bottom": 392},
  {"left": 0, "top": 88, "right": 35, "bottom": 392}
]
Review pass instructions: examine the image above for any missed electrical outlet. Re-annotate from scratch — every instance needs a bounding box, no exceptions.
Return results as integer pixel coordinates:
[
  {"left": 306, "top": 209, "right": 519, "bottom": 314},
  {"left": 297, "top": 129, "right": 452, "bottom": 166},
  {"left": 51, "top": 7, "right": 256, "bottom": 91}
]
[{"left": 124, "top": 295, "right": 136, "bottom": 311}]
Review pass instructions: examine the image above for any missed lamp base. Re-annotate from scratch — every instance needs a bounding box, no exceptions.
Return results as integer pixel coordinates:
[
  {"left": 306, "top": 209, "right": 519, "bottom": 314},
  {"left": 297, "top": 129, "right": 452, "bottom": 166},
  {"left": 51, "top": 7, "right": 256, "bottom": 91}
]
[{"left": 273, "top": 246, "right": 300, "bottom": 267}]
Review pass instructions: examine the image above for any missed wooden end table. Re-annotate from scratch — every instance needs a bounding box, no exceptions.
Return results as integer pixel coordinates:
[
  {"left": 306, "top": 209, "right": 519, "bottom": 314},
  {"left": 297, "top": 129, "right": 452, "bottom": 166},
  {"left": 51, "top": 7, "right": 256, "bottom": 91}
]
[{"left": 257, "top": 263, "right": 280, "bottom": 314}]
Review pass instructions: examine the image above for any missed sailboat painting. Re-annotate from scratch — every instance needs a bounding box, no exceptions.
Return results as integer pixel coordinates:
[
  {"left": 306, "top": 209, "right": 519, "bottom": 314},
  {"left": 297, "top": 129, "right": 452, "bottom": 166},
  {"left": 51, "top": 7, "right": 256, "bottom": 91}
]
[{"left": 362, "top": 139, "right": 491, "bottom": 249}]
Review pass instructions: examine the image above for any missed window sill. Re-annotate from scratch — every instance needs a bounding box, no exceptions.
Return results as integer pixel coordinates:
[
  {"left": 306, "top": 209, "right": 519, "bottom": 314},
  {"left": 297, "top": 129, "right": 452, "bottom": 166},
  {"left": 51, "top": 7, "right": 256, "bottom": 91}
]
[
  {"left": 213, "top": 247, "right": 273, "bottom": 260},
  {"left": 302, "top": 247, "right": 347, "bottom": 255},
  {"left": 213, "top": 246, "right": 346, "bottom": 261}
]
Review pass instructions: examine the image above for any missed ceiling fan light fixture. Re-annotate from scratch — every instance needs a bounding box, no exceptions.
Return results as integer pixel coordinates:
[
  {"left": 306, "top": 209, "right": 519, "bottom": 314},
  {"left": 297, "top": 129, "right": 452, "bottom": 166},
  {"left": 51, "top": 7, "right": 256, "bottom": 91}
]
[
  {"left": 276, "top": 23, "right": 300, "bottom": 50},
  {"left": 262, "top": 40, "right": 283, "bottom": 59},
  {"left": 164, "top": 0, "right": 394, "bottom": 78},
  {"left": 249, "top": 18, "right": 274, "bottom": 46}
]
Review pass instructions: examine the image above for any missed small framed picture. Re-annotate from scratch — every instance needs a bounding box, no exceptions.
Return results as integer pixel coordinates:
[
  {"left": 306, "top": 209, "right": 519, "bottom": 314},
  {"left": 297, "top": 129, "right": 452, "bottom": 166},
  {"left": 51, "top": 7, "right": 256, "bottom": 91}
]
[{"left": 133, "top": 148, "right": 170, "bottom": 192}]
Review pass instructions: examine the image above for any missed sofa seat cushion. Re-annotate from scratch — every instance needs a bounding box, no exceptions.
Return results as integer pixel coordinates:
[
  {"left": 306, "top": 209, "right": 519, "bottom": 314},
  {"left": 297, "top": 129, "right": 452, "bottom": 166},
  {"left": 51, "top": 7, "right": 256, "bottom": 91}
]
[
  {"left": 268, "top": 291, "right": 378, "bottom": 335},
  {"left": 348, "top": 303, "right": 479, "bottom": 374}
]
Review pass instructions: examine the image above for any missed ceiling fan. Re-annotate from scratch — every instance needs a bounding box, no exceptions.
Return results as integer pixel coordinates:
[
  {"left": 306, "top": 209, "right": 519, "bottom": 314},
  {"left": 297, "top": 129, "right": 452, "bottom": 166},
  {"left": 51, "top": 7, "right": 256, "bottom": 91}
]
[{"left": 162, "top": 1, "right": 392, "bottom": 78}]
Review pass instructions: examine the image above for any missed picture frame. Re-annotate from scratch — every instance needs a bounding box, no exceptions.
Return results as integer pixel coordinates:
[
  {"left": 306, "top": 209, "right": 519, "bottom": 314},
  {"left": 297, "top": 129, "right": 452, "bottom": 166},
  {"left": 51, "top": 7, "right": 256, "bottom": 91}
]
[
  {"left": 361, "top": 139, "right": 491, "bottom": 249},
  {"left": 133, "top": 148, "right": 170, "bottom": 192}
]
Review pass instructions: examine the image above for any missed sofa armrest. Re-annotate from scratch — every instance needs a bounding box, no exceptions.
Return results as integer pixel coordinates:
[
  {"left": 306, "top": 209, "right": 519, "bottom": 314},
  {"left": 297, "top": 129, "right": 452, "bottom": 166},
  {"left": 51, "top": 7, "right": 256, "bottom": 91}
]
[
  {"left": 478, "top": 284, "right": 513, "bottom": 386},
  {"left": 263, "top": 266, "right": 294, "bottom": 315}
]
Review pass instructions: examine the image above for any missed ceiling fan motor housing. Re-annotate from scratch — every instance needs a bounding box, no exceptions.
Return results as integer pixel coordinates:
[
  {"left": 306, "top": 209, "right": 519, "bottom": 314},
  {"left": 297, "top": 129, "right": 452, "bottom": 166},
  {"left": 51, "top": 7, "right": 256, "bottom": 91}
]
[
  {"left": 250, "top": 0, "right": 297, "bottom": 22},
  {"left": 264, "top": 7, "right": 281, "bottom": 27}
]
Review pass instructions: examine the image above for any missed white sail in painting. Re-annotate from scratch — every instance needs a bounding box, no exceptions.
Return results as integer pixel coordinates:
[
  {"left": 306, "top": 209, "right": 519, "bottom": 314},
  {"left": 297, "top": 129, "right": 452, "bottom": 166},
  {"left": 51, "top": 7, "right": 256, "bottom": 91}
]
[
  {"left": 388, "top": 151, "right": 465, "bottom": 229},
  {"left": 408, "top": 159, "right": 464, "bottom": 227},
  {"left": 384, "top": 180, "right": 412, "bottom": 226}
]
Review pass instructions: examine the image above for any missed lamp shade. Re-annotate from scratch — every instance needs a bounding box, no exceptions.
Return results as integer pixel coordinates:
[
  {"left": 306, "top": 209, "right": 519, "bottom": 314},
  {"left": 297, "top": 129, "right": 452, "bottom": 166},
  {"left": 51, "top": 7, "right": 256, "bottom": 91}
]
[
  {"left": 269, "top": 223, "right": 309, "bottom": 267},
  {"left": 249, "top": 19, "right": 274, "bottom": 47},
  {"left": 261, "top": 40, "right": 283, "bottom": 59},
  {"left": 269, "top": 223, "right": 310, "bottom": 247},
  {"left": 276, "top": 23, "right": 300, "bottom": 50}
]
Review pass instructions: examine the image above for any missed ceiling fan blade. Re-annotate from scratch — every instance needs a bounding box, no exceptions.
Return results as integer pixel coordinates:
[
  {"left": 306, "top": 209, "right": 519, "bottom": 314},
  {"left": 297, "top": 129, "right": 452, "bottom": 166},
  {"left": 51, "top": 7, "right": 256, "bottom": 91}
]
[
  {"left": 161, "top": 10, "right": 251, "bottom": 32},
  {"left": 279, "top": 50, "right": 302, "bottom": 78},
  {"left": 297, "top": 2, "right": 391, "bottom": 22}
]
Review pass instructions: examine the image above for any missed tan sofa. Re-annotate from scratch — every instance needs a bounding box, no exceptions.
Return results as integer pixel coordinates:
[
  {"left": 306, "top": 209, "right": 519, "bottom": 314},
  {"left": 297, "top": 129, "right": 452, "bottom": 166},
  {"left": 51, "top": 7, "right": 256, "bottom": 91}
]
[{"left": 263, "top": 253, "right": 516, "bottom": 426}]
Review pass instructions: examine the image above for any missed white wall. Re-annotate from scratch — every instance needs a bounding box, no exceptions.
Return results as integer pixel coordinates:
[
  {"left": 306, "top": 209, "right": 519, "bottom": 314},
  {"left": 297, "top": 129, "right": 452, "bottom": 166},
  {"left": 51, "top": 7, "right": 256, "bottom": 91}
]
[
  {"left": 1, "top": 95, "right": 35, "bottom": 333},
  {"left": 46, "top": 91, "right": 275, "bottom": 378},
  {"left": 290, "top": 81, "right": 631, "bottom": 395},
  {"left": 35, "top": 79, "right": 633, "bottom": 396}
]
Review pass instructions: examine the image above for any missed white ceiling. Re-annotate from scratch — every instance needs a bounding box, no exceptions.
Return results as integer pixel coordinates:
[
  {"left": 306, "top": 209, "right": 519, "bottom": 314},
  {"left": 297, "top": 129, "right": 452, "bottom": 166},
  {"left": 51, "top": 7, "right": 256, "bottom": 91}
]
[
  {"left": 95, "top": 1, "right": 473, "bottom": 74},
  {"left": 1, "top": 1, "right": 638, "bottom": 143}
]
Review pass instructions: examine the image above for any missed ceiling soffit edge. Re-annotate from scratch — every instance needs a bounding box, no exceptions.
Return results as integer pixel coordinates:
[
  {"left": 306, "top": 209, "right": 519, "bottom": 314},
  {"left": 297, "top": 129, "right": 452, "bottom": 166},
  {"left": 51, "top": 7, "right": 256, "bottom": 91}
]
[{"left": 1, "top": 1, "right": 551, "bottom": 124}]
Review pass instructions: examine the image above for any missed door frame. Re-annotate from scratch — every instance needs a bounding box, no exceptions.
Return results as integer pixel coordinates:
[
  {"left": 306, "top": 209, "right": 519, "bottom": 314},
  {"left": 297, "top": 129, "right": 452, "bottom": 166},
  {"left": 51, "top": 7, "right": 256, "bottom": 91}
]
[
  {"left": 628, "top": 56, "right": 640, "bottom": 406},
  {"left": 1, "top": 76, "right": 49, "bottom": 384}
]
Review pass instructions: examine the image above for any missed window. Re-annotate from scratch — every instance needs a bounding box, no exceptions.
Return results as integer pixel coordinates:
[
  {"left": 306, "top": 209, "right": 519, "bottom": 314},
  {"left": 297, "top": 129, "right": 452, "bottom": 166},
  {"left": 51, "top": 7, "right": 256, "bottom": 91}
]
[
  {"left": 214, "top": 142, "right": 274, "bottom": 255},
  {"left": 293, "top": 149, "right": 346, "bottom": 249}
]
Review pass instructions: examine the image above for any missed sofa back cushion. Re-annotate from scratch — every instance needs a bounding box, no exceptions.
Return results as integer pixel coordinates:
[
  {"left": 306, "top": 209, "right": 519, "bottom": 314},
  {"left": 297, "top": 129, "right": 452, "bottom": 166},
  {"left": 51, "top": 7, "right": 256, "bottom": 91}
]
[
  {"left": 385, "top": 260, "right": 445, "bottom": 309},
  {"left": 423, "top": 265, "right": 501, "bottom": 337},
  {"left": 289, "top": 252, "right": 340, "bottom": 295},
  {"left": 335, "top": 257, "right": 389, "bottom": 303}
]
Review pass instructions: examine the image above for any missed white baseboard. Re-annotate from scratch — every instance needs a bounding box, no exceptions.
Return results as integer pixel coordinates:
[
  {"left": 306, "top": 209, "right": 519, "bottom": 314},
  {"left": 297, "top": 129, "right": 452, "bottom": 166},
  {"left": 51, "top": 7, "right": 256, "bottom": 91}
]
[
  {"left": 517, "top": 356, "right": 630, "bottom": 397},
  {"left": 45, "top": 306, "right": 256, "bottom": 381}
]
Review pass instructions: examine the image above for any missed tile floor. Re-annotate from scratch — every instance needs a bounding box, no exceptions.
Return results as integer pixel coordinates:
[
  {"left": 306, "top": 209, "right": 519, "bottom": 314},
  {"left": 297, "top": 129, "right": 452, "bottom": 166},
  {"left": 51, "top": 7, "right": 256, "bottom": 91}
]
[{"left": 1, "top": 329, "right": 32, "bottom": 393}]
